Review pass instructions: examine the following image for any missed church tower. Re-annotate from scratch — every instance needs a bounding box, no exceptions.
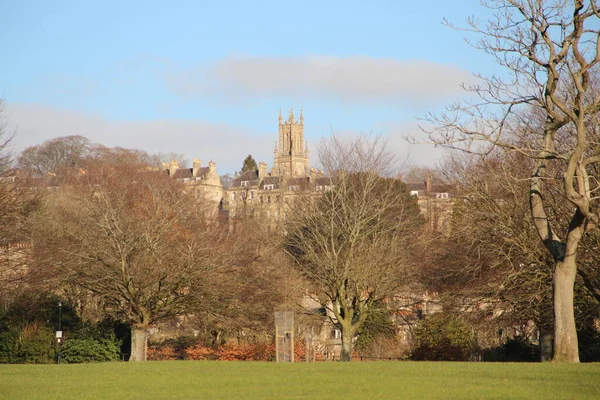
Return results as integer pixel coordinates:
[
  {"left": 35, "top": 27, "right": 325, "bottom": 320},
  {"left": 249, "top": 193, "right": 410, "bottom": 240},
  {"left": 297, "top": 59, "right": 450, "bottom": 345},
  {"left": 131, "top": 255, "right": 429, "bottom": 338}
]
[{"left": 273, "top": 107, "right": 309, "bottom": 179}]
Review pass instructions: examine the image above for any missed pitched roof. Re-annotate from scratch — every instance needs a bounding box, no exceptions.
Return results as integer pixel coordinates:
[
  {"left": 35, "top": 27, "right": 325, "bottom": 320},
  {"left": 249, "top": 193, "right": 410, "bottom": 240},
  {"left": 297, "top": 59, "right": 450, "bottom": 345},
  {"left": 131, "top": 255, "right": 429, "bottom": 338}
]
[
  {"left": 260, "top": 176, "right": 281, "bottom": 189},
  {"left": 171, "top": 168, "right": 193, "bottom": 179},
  {"left": 286, "top": 177, "right": 310, "bottom": 187},
  {"left": 195, "top": 167, "right": 210, "bottom": 179},
  {"left": 231, "top": 170, "right": 259, "bottom": 187},
  {"left": 313, "top": 176, "right": 332, "bottom": 186},
  {"left": 405, "top": 181, "right": 453, "bottom": 197}
]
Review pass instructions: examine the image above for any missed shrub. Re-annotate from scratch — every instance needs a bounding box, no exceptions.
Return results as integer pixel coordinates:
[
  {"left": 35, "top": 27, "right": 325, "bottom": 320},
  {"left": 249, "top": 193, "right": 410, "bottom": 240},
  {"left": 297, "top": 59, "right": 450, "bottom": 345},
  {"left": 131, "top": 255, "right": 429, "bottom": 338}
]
[
  {"left": 147, "top": 346, "right": 178, "bottom": 361},
  {"left": 61, "top": 337, "right": 120, "bottom": 363},
  {"left": 0, "top": 322, "right": 57, "bottom": 364},
  {"left": 412, "top": 314, "right": 475, "bottom": 361}
]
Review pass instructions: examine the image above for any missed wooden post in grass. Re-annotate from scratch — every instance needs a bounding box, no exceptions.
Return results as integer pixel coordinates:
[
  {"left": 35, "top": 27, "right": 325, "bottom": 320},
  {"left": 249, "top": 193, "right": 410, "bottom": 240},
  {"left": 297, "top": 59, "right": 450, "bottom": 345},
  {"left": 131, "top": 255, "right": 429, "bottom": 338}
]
[{"left": 275, "top": 311, "right": 294, "bottom": 362}]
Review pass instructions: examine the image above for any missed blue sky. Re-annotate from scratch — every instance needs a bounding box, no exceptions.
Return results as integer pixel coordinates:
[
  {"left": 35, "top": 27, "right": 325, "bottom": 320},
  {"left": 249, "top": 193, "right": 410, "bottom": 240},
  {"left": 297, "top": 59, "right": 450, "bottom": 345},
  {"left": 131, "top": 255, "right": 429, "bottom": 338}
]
[{"left": 1, "top": 0, "right": 499, "bottom": 174}]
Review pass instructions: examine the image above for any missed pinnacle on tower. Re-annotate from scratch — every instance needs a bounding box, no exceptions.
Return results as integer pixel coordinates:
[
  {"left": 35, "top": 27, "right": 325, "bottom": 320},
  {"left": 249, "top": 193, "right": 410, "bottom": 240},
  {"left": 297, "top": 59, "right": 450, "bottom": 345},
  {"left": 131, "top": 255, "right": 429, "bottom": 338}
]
[
  {"left": 288, "top": 107, "right": 294, "bottom": 123},
  {"left": 279, "top": 108, "right": 283, "bottom": 124},
  {"left": 300, "top": 107, "right": 304, "bottom": 125}
]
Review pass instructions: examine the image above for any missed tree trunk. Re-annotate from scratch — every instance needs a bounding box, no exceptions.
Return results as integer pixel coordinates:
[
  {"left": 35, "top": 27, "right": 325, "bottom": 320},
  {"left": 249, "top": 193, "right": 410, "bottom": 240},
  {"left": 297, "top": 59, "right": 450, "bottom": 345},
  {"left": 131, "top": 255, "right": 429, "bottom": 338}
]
[
  {"left": 553, "top": 257, "right": 579, "bottom": 363},
  {"left": 129, "top": 326, "right": 148, "bottom": 361},
  {"left": 340, "top": 328, "right": 354, "bottom": 362}
]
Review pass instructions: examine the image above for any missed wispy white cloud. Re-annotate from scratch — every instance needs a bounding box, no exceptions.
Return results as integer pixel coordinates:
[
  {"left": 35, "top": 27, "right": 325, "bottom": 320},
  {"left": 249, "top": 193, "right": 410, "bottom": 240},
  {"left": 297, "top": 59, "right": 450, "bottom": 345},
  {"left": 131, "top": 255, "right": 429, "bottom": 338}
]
[
  {"left": 3, "top": 103, "right": 274, "bottom": 174},
  {"left": 164, "top": 56, "right": 474, "bottom": 104},
  {"left": 3, "top": 103, "right": 447, "bottom": 175}
]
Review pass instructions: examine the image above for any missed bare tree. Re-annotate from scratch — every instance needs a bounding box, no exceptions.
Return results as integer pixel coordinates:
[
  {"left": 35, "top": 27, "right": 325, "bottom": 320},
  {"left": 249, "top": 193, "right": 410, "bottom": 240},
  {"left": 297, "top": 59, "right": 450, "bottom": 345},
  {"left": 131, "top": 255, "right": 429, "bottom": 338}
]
[
  {"left": 283, "top": 135, "right": 423, "bottom": 361},
  {"left": 31, "top": 160, "right": 229, "bottom": 361},
  {"left": 0, "top": 100, "right": 43, "bottom": 306},
  {"left": 17, "top": 135, "right": 92, "bottom": 176},
  {"left": 425, "top": 151, "right": 556, "bottom": 358},
  {"left": 423, "top": 0, "right": 600, "bottom": 362}
]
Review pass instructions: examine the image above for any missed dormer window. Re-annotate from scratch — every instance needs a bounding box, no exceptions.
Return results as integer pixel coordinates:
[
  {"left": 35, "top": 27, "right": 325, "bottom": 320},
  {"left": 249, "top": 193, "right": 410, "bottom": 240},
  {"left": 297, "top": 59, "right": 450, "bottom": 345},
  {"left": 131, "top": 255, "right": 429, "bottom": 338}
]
[
  {"left": 410, "top": 190, "right": 419, "bottom": 197},
  {"left": 264, "top": 184, "right": 274, "bottom": 190},
  {"left": 241, "top": 181, "right": 249, "bottom": 187},
  {"left": 436, "top": 193, "right": 449, "bottom": 199}
]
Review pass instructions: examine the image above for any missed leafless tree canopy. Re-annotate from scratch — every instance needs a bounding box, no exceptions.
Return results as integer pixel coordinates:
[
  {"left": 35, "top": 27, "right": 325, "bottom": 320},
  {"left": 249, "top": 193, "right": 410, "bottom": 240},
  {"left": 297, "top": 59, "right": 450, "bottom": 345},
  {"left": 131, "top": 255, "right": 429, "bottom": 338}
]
[
  {"left": 422, "top": 0, "right": 600, "bottom": 362},
  {"left": 284, "top": 135, "right": 423, "bottom": 361},
  {"left": 18, "top": 135, "right": 92, "bottom": 176},
  {"left": 0, "top": 100, "right": 43, "bottom": 305},
  {"left": 31, "top": 160, "right": 229, "bottom": 360}
]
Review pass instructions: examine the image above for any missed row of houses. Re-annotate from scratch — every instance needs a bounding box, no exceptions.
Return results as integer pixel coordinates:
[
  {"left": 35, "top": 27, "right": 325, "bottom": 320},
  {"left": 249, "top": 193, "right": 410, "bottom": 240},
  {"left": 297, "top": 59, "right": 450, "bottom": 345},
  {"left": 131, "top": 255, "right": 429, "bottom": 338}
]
[{"left": 164, "top": 108, "right": 454, "bottom": 231}]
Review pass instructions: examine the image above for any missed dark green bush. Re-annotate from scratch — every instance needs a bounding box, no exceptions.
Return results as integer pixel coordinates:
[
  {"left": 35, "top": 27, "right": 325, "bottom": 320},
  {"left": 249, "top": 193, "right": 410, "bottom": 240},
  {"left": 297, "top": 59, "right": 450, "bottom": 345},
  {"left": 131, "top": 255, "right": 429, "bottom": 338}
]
[
  {"left": 0, "top": 323, "right": 56, "bottom": 364},
  {"left": 61, "top": 337, "right": 120, "bottom": 363},
  {"left": 411, "top": 314, "right": 475, "bottom": 361}
]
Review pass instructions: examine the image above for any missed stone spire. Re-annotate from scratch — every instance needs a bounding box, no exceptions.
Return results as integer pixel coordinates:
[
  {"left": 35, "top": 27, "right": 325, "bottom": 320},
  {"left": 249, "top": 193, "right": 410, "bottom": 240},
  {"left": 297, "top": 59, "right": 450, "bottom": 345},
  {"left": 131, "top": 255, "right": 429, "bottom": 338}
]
[{"left": 300, "top": 107, "right": 304, "bottom": 125}]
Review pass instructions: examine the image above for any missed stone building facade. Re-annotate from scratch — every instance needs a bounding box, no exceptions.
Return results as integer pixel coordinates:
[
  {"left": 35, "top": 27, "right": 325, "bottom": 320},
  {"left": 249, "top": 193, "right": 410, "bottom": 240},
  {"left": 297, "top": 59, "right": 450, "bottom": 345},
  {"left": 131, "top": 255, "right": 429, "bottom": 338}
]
[
  {"left": 226, "top": 108, "right": 329, "bottom": 223},
  {"left": 163, "top": 158, "right": 224, "bottom": 219},
  {"left": 405, "top": 176, "right": 454, "bottom": 234}
]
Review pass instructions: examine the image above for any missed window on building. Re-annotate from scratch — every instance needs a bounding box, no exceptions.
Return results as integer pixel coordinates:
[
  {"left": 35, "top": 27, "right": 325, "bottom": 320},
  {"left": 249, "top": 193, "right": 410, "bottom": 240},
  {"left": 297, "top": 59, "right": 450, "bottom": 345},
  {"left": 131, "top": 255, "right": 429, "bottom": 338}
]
[
  {"left": 410, "top": 190, "right": 419, "bottom": 197},
  {"left": 436, "top": 192, "right": 449, "bottom": 199},
  {"left": 241, "top": 181, "right": 249, "bottom": 187},
  {"left": 250, "top": 191, "right": 254, "bottom": 200},
  {"left": 264, "top": 184, "right": 274, "bottom": 190},
  {"left": 232, "top": 192, "right": 237, "bottom": 201},
  {"left": 332, "top": 329, "right": 342, "bottom": 339},
  {"left": 289, "top": 185, "right": 299, "bottom": 191}
]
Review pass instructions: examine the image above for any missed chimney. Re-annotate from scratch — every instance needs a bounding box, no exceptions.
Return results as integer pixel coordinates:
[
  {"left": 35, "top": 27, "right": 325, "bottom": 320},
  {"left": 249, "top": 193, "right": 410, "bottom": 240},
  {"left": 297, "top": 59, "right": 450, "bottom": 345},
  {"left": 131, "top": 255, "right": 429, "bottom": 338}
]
[
  {"left": 425, "top": 173, "right": 431, "bottom": 196},
  {"left": 169, "top": 160, "right": 179, "bottom": 177},
  {"left": 258, "top": 161, "right": 267, "bottom": 179},
  {"left": 208, "top": 160, "right": 216, "bottom": 172},
  {"left": 310, "top": 167, "right": 317, "bottom": 182},
  {"left": 193, "top": 158, "right": 201, "bottom": 176}
]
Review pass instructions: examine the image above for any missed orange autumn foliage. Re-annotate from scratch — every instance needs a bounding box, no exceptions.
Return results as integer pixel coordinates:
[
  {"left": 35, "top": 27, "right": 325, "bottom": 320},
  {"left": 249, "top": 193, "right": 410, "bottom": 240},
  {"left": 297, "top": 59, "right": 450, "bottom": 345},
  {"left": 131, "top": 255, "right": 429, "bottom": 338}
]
[{"left": 148, "top": 340, "right": 322, "bottom": 361}]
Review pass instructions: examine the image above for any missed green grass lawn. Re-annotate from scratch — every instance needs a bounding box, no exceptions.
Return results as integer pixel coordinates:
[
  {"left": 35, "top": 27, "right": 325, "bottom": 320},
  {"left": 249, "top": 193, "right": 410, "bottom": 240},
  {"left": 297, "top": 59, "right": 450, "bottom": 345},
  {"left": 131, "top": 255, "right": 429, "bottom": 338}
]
[{"left": 1, "top": 361, "right": 599, "bottom": 400}]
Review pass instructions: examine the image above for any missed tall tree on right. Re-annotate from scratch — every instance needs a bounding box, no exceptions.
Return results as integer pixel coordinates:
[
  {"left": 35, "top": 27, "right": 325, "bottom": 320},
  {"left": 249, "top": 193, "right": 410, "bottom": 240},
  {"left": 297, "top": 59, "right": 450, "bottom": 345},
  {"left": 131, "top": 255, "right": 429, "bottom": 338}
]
[{"left": 424, "top": 1, "right": 600, "bottom": 362}]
